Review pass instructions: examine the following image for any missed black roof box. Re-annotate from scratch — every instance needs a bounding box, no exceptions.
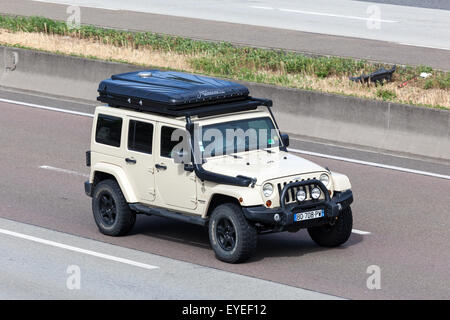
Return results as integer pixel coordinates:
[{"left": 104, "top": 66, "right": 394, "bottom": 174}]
[
  {"left": 98, "top": 69, "right": 249, "bottom": 104},
  {"left": 97, "top": 70, "right": 271, "bottom": 117}
]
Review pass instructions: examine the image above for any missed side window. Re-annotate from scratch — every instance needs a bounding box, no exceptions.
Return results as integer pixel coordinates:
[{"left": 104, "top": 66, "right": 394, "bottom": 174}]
[
  {"left": 128, "top": 120, "right": 153, "bottom": 154},
  {"left": 160, "top": 126, "right": 184, "bottom": 158},
  {"left": 95, "top": 114, "right": 122, "bottom": 147}
]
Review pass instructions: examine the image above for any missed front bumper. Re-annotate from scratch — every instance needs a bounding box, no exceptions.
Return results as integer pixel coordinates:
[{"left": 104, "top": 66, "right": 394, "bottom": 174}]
[{"left": 242, "top": 179, "right": 353, "bottom": 227}]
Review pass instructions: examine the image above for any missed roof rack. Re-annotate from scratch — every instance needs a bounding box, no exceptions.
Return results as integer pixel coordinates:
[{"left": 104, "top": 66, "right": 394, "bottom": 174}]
[{"left": 97, "top": 70, "right": 272, "bottom": 117}]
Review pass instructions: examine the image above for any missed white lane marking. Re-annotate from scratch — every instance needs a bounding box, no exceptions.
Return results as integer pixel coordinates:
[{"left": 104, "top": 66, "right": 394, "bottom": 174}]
[
  {"left": 249, "top": 6, "right": 274, "bottom": 10},
  {"left": 0, "top": 98, "right": 94, "bottom": 118},
  {"left": 352, "top": 229, "right": 371, "bottom": 235},
  {"left": 288, "top": 148, "right": 450, "bottom": 180},
  {"left": 2, "top": 98, "right": 448, "bottom": 180},
  {"left": 279, "top": 8, "right": 398, "bottom": 23},
  {"left": 398, "top": 42, "right": 450, "bottom": 51},
  {"left": 0, "top": 227, "right": 159, "bottom": 270},
  {"left": 250, "top": 6, "right": 398, "bottom": 23},
  {"left": 39, "top": 165, "right": 89, "bottom": 178}
]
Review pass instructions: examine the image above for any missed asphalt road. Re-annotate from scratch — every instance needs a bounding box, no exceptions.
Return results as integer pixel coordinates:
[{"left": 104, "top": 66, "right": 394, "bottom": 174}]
[
  {"left": 0, "top": 95, "right": 449, "bottom": 299},
  {"left": 0, "top": 218, "right": 336, "bottom": 299},
  {"left": 1, "top": 0, "right": 449, "bottom": 70}
]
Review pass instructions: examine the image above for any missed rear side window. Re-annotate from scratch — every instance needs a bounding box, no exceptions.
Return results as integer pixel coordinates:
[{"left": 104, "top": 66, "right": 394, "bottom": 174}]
[
  {"left": 95, "top": 114, "right": 123, "bottom": 147},
  {"left": 128, "top": 120, "right": 153, "bottom": 154}
]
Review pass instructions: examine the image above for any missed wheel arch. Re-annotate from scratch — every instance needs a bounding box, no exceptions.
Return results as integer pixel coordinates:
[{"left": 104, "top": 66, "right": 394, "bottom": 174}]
[
  {"left": 91, "top": 163, "right": 138, "bottom": 203},
  {"left": 205, "top": 193, "right": 241, "bottom": 218}
]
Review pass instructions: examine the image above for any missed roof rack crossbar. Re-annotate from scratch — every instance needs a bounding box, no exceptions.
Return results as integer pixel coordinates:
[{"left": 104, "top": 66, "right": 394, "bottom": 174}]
[{"left": 97, "top": 94, "right": 272, "bottom": 118}]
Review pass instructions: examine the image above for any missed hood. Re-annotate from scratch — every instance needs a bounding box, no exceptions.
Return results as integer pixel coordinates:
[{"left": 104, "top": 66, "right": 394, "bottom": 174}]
[{"left": 201, "top": 150, "right": 325, "bottom": 185}]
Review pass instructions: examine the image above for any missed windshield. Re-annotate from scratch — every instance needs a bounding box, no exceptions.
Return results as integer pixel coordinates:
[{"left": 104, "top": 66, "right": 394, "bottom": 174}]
[{"left": 200, "top": 117, "right": 280, "bottom": 158}]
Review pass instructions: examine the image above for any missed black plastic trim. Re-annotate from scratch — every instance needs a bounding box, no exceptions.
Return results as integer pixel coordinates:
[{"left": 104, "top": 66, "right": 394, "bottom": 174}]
[
  {"left": 84, "top": 181, "right": 93, "bottom": 197},
  {"left": 98, "top": 92, "right": 272, "bottom": 118},
  {"left": 85, "top": 150, "right": 91, "bottom": 167},
  {"left": 130, "top": 203, "right": 207, "bottom": 226}
]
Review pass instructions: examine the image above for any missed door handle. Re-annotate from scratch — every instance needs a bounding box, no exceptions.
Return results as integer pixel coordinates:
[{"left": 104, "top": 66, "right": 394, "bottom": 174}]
[
  {"left": 125, "top": 157, "right": 137, "bottom": 164},
  {"left": 155, "top": 163, "right": 167, "bottom": 170}
]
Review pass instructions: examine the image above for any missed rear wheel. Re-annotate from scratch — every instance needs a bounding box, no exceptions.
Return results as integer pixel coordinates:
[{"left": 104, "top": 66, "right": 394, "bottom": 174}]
[
  {"left": 92, "top": 179, "right": 136, "bottom": 236},
  {"left": 307, "top": 207, "right": 353, "bottom": 247},
  {"left": 209, "top": 203, "right": 257, "bottom": 263}
]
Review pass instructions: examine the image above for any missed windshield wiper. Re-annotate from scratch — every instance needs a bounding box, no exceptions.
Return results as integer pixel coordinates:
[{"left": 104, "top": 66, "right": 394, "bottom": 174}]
[{"left": 227, "top": 154, "right": 243, "bottom": 159}]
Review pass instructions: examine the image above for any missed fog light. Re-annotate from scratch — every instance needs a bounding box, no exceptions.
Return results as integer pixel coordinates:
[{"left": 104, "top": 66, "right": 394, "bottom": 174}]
[
  {"left": 311, "top": 187, "right": 321, "bottom": 199},
  {"left": 296, "top": 189, "right": 306, "bottom": 202},
  {"left": 266, "top": 200, "right": 272, "bottom": 207},
  {"left": 274, "top": 213, "right": 281, "bottom": 222}
]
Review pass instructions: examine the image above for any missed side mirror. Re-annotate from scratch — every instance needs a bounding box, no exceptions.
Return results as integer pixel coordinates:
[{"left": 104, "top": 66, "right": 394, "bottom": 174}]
[{"left": 280, "top": 133, "right": 290, "bottom": 148}]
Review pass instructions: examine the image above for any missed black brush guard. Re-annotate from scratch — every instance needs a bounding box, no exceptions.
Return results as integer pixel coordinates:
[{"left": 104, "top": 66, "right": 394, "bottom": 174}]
[{"left": 243, "top": 179, "right": 353, "bottom": 227}]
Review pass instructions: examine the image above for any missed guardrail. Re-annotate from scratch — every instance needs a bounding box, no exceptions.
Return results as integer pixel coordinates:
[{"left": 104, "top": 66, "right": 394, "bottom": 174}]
[{"left": 1, "top": 46, "right": 449, "bottom": 161}]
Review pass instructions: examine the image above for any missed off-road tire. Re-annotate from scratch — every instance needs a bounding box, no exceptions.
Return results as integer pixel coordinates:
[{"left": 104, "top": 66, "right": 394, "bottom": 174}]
[
  {"left": 209, "top": 203, "right": 257, "bottom": 263},
  {"left": 92, "top": 179, "right": 136, "bottom": 236},
  {"left": 307, "top": 206, "right": 353, "bottom": 247}
]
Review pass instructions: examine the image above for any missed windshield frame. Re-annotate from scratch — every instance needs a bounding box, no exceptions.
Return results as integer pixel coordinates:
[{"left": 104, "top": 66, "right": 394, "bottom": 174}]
[{"left": 198, "top": 115, "right": 282, "bottom": 159}]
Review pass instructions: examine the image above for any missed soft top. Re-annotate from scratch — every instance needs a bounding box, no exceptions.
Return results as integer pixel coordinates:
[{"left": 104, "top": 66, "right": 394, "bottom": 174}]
[{"left": 98, "top": 70, "right": 249, "bottom": 106}]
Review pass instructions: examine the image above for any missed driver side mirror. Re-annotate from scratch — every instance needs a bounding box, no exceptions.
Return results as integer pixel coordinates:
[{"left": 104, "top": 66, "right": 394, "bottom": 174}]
[{"left": 280, "top": 133, "right": 290, "bottom": 147}]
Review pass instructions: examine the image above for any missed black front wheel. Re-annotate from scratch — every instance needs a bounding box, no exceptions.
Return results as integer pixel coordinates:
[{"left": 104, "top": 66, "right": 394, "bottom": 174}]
[
  {"left": 209, "top": 203, "right": 257, "bottom": 263},
  {"left": 92, "top": 179, "right": 136, "bottom": 236},
  {"left": 307, "top": 206, "right": 353, "bottom": 247}
]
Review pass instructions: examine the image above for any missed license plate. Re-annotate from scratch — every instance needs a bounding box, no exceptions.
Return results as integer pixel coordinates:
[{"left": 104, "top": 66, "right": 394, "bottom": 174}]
[{"left": 294, "top": 209, "right": 324, "bottom": 222}]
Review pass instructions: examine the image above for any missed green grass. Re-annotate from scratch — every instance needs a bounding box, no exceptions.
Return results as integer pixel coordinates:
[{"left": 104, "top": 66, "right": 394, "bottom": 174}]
[{"left": 376, "top": 89, "right": 397, "bottom": 101}]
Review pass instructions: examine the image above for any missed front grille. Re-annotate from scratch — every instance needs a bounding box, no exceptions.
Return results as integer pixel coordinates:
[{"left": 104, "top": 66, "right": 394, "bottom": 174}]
[
  {"left": 277, "top": 177, "right": 318, "bottom": 204},
  {"left": 276, "top": 176, "right": 331, "bottom": 206}
]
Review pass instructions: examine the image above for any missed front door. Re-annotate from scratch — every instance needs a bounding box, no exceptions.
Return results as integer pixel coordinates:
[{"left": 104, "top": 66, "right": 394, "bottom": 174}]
[
  {"left": 154, "top": 123, "right": 197, "bottom": 210},
  {"left": 123, "top": 117, "right": 156, "bottom": 203}
]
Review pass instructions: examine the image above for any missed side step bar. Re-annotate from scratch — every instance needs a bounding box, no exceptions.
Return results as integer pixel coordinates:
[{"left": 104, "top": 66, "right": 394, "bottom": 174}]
[{"left": 129, "top": 203, "right": 208, "bottom": 227}]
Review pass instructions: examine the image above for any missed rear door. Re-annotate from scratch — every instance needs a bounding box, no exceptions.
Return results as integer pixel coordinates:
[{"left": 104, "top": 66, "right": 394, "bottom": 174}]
[
  {"left": 154, "top": 123, "right": 197, "bottom": 210},
  {"left": 123, "top": 117, "right": 156, "bottom": 203}
]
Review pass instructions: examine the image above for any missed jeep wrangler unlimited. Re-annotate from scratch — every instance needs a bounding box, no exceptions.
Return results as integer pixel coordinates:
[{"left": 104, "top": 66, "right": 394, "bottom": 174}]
[{"left": 84, "top": 70, "right": 354, "bottom": 263}]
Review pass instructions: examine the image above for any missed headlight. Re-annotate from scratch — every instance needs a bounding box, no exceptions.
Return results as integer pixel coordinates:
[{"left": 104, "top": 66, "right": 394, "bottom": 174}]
[
  {"left": 311, "top": 187, "right": 321, "bottom": 199},
  {"left": 319, "top": 173, "right": 330, "bottom": 187},
  {"left": 296, "top": 189, "right": 306, "bottom": 202},
  {"left": 263, "top": 183, "right": 274, "bottom": 197}
]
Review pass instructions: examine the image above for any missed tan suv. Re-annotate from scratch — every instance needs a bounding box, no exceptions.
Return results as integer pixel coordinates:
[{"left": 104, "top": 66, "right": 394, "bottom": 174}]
[{"left": 84, "top": 70, "right": 354, "bottom": 263}]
